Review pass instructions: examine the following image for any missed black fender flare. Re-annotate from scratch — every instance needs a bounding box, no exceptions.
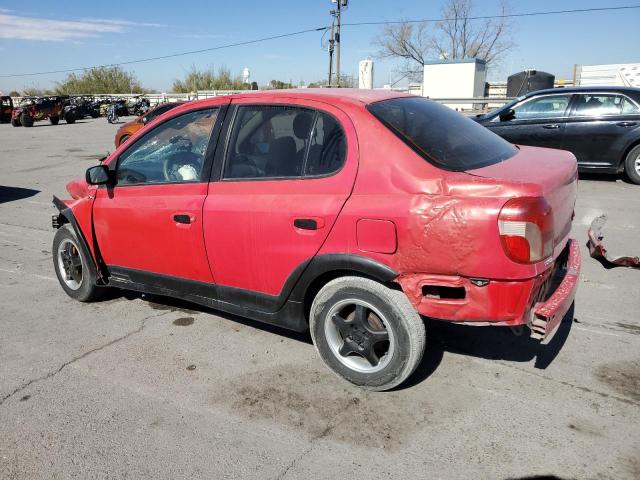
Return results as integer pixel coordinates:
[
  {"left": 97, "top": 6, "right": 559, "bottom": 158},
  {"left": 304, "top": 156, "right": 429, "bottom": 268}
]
[
  {"left": 286, "top": 253, "right": 398, "bottom": 304},
  {"left": 52, "top": 196, "right": 108, "bottom": 283}
]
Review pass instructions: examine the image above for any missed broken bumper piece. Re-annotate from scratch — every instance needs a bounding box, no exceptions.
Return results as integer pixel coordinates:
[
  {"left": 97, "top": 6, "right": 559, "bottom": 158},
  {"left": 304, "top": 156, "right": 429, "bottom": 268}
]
[
  {"left": 588, "top": 214, "right": 640, "bottom": 269},
  {"left": 530, "top": 239, "right": 581, "bottom": 340}
]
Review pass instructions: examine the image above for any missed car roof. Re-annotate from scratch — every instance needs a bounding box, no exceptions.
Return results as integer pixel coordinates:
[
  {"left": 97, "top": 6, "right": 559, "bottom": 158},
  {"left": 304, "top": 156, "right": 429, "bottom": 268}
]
[
  {"left": 221, "top": 88, "right": 411, "bottom": 106},
  {"left": 526, "top": 86, "right": 640, "bottom": 97}
]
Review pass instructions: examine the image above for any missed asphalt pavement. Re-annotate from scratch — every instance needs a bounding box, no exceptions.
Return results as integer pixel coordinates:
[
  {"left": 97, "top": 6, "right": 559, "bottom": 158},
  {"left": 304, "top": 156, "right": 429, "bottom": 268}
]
[{"left": 0, "top": 117, "right": 639, "bottom": 479}]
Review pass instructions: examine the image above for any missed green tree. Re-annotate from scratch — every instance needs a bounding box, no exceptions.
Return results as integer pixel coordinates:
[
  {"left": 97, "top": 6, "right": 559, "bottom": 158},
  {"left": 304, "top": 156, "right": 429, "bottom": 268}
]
[
  {"left": 308, "top": 74, "right": 356, "bottom": 88},
  {"left": 268, "top": 79, "right": 293, "bottom": 89},
  {"left": 8, "top": 90, "right": 20, "bottom": 97},
  {"left": 172, "top": 66, "right": 248, "bottom": 92},
  {"left": 54, "top": 66, "right": 146, "bottom": 94}
]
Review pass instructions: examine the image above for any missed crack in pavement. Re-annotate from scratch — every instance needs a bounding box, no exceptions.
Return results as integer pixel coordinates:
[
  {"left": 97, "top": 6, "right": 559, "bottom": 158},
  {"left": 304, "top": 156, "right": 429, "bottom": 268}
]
[
  {"left": 274, "top": 424, "right": 334, "bottom": 480},
  {"left": 0, "top": 311, "right": 170, "bottom": 407}
]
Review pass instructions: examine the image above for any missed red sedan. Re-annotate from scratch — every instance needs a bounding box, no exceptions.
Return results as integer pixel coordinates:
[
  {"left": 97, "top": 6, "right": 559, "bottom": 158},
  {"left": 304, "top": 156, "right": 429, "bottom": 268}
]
[{"left": 52, "top": 89, "right": 580, "bottom": 390}]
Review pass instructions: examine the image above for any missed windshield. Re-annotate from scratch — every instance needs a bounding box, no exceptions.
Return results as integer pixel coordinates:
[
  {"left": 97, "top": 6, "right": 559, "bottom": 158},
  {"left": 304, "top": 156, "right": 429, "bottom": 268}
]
[{"left": 368, "top": 97, "right": 517, "bottom": 171}]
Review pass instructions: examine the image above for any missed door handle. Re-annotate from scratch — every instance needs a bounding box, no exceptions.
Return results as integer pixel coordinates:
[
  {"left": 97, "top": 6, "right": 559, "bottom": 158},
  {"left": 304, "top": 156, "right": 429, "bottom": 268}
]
[
  {"left": 293, "top": 218, "right": 325, "bottom": 230},
  {"left": 173, "top": 214, "right": 192, "bottom": 224},
  {"left": 617, "top": 121, "right": 637, "bottom": 127},
  {"left": 542, "top": 124, "right": 560, "bottom": 129}
]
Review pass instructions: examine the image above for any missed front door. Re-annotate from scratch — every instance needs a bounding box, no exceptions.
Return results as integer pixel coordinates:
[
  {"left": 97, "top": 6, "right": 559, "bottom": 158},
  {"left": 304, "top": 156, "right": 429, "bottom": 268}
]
[
  {"left": 488, "top": 93, "right": 573, "bottom": 150},
  {"left": 203, "top": 99, "right": 357, "bottom": 300},
  {"left": 93, "top": 107, "right": 222, "bottom": 282}
]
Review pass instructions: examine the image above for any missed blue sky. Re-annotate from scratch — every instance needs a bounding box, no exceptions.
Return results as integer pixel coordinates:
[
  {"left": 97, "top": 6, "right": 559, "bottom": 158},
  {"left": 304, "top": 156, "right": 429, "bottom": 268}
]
[{"left": 0, "top": 0, "right": 638, "bottom": 93}]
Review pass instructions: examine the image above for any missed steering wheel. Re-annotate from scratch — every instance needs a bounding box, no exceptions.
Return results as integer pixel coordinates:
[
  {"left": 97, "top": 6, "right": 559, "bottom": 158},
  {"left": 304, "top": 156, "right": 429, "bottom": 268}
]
[
  {"left": 169, "top": 135, "right": 193, "bottom": 151},
  {"left": 163, "top": 151, "right": 201, "bottom": 181}
]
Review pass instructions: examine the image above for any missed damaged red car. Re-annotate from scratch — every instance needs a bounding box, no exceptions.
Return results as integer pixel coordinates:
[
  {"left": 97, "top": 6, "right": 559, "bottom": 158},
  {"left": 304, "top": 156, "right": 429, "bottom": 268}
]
[{"left": 52, "top": 90, "right": 581, "bottom": 390}]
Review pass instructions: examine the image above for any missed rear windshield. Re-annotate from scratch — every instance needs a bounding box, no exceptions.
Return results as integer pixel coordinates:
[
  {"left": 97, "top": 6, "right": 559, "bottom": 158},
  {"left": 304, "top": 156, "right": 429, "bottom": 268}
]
[{"left": 367, "top": 97, "right": 517, "bottom": 171}]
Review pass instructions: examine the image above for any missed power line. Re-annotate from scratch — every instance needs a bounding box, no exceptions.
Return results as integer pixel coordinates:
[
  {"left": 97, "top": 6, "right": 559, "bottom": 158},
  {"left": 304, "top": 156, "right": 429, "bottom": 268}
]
[
  {"left": 1, "top": 5, "right": 638, "bottom": 79},
  {"left": 0, "top": 26, "right": 328, "bottom": 78},
  {"left": 342, "top": 5, "right": 640, "bottom": 27}
]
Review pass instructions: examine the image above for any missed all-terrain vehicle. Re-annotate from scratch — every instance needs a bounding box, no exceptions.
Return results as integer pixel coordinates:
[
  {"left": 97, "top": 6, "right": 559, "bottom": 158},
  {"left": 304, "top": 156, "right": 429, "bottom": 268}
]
[
  {"left": 69, "top": 96, "right": 100, "bottom": 119},
  {"left": 11, "top": 96, "right": 76, "bottom": 127},
  {"left": 0, "top": 96, "right": 14, "bottom": 123}
]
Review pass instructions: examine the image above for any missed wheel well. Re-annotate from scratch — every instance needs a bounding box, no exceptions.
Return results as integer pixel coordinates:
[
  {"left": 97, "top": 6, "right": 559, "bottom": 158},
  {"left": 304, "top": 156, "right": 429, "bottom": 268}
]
[
  {"left": 620, "top": 140, "right": 640, "bottom": 172},
  {"left": 301, "top": 269, "right": 402, "bottom": 324}
]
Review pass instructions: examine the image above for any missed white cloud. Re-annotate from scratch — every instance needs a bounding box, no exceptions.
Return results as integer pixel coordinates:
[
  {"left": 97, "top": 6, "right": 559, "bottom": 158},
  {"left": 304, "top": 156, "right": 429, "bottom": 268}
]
[
  {"left": 0, "top": 14, "right": 163, "bottom": 42},
  {"left": 81, "top": 18, "right": 166, "bottom": 28}
]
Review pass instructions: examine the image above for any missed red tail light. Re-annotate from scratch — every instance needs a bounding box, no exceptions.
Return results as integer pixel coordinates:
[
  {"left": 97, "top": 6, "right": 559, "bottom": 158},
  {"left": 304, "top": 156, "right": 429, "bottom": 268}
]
[{"left": 498, "top": 197, "right": 554, "bottom": 264}]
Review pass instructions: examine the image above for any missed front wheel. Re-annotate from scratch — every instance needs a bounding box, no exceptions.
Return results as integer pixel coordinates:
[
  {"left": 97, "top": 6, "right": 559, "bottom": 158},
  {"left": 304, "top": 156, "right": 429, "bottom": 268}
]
[
  {"left": 52, "top": 225, "right": 103, "bottom": 302},
  {"left": 50, "top": 115, "right": 59, "bottom": 125},
  {"left": 310, "top": 276, "right": 426, "bottom": 391},
  {"left": 21, "top": 113, "right": 34, "bottom": 127},
  {"left": 11, "top": 117, "right": 21, "bottom": 127},
  {"left": 64, "top": 111, "right": 76, "bottom": 124},
  {"left": 624, "top": 145, "right": 640, "bottom": 185}
]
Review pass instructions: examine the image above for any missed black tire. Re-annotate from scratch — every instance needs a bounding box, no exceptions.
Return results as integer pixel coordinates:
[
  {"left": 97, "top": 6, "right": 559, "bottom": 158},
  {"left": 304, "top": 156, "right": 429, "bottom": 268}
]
[
  {"left": 90, "top": 110, "right": 100, "bottom": 118},
  {"left": 310, "top": 276, "right": 426, "bottom": 391},
  {"left": 52, "top": 225, "right": 103, "bottom": 302},
  {"left": 624, "top": 144, "right": 640, "bottom": 185},
  {"left": 64, "top": 111, "right": 76, "bottom": 124},
  {"left": 118, "top": 134, "right": 130, "bottom": 146},
  {"left": 11, "top": 117, "right": 21, "bottom": 127},
  {"left": 50, "top": 115, "right": 60, "bottom": 125},
  {"left": 21, "top": 113, "right": 34, "bottom": 127}
]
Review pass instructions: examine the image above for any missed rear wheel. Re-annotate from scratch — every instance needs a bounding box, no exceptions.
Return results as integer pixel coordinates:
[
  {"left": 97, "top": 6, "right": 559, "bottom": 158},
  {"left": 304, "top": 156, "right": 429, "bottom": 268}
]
[
  {"left": 310, "top": 276, "right": 426, "bottom": 391},
  {"left": 64, "top": 111, "right": 76, "bottom": 124},
  {"left": 118, "top": 134, "right": 130, "bottom": 146},
  {"left": 624, "top": 145, "right": 640, "bottom": 185},
  {"left": 50, "top": 115, "right": 59, "bottom": 125},
  {"left": 21, "top": 113, "right": 34, "bottom": 127},
  {"left": 52, "top": 225, "right": 103, "bottom": 302},
  {"left": 11, "top": 117, "right": 21, "bottom": 127}
]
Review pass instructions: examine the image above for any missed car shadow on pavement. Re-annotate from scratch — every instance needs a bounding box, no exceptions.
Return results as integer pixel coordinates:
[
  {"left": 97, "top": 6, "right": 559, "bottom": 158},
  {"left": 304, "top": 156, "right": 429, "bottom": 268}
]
[
  {"left": 100, "top": 290, "right": 573, "bottom": 388},
  {"left": 0, "top": 185, "right": 40, "bottom": 203},
  {"left": 103, "top": 289, "right": 313, "bottom": 344},
  {"left": 402, "top": 305, "right": 575, "bottom": 389}
]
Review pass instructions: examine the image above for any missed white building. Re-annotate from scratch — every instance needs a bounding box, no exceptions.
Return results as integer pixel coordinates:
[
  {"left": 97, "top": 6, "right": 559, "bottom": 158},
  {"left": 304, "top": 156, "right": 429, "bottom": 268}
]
[{"left": 422, "top": 58, "right": 487, "bottom": 110}]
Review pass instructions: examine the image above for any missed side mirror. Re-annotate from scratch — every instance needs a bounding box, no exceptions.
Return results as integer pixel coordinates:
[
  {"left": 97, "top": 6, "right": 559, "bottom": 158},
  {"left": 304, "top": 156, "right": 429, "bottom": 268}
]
[
  {"left": 86, "top": 165, "right": 111, "bottom": 185},
  {"left": 142, "top": 116, "right": 148, "bottom": 124},
  {"left": 499, "top": 109, "right": 516, "bottom": 122}
]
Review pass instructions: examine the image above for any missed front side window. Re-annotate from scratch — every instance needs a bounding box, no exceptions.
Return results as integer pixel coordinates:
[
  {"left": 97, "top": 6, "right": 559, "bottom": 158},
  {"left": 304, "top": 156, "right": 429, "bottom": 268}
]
[
  {"left": 117, "top": 108, "right": 218, "bottom": 185},
  {"left": 511, "top": 94, "right": 572, "bottom": 120},
  {"left": 368, "top": 96, "right": 517, "bottom": 171},
  {"left": 572, "top": 94, "right": 638, "bottom": 116}
]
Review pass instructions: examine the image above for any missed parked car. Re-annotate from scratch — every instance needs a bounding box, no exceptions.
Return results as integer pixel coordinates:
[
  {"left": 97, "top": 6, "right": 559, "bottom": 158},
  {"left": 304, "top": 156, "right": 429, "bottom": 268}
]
[
  {"left": 0, "top": 95, "right": 13, "bottom": 123},
  {"left": 51, "top": 90, "right": 580, "bottom": 391},
  {"left": 475, "top": 86, "right": 640, "bottom": 184},
  {"left": 11, "top": 95, "right": 76, "bottom": 127},
  {"left": 114, "top": 101, "right": 185, "bottom": 147}
]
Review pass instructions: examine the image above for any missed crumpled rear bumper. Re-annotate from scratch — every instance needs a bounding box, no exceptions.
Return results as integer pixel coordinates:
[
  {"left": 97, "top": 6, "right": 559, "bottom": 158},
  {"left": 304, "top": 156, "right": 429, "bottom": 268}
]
[{"left": 530, "top": 239, "right": 581, "bottom": 340}]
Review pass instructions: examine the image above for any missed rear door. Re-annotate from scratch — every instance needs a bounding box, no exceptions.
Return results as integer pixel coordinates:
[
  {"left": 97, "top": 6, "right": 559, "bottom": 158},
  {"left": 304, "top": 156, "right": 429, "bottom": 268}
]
[
  {"left": 563, "top": 92, "right": 640, "bottom": 169},
  {"left": 487, "top": 93, "right": 573, "bottom": 150},
  {"left": 203, "top": 98, "right": 357, "bottom": 298}
]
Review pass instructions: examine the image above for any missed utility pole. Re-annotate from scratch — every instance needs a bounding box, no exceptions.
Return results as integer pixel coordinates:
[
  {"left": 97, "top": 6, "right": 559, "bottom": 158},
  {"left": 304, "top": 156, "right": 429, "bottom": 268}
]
[
  {"left": 327, "top": 21, "right": 335, "bottom": 85},
  {"left": 335, "top": 0, "right": 341, "bottom": 86}
]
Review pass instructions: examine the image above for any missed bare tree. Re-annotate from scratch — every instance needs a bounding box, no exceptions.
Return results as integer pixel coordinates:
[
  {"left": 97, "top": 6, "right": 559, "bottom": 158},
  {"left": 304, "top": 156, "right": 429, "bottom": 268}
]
[
  {"left": 375, "top": 0, "right": 514, "bottom": 81},
  {"left": 374, "top": 22, "right": 432, "bottom": 81},
  {"left": 432, "top": 0, "right": 513, "bottom": 63}
]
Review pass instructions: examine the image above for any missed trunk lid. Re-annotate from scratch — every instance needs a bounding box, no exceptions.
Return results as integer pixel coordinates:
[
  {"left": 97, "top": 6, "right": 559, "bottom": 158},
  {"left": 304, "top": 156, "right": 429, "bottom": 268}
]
[{"left": 466, "top": 145, "right": 578, "bottom": 251}]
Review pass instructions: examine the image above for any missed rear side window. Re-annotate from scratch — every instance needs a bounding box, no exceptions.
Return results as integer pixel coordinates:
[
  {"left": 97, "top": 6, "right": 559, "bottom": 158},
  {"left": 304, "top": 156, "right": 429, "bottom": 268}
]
[
  {"left": 572, "top": 94, "right": 639, "bottom": 116},
  {"left": 368, "top": 97, "right": 517, "bottom": 171},
  {"left": 223, "top": 105, "right": 346, "bottom": 180}
]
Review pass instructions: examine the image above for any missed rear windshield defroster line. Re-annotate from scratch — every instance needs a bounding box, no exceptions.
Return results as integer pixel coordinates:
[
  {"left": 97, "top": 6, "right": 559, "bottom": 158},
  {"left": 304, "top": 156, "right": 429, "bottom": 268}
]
[{"left": 367, "top": 97, "right": 517, "bottom": 171}]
